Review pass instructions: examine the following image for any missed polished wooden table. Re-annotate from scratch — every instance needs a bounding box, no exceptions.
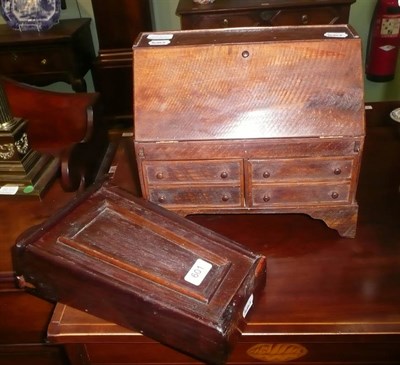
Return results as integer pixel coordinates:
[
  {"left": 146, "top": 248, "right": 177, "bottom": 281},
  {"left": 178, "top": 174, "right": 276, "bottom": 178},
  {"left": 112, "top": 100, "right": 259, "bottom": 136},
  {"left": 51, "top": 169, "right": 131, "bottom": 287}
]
[{"left": 47, "top": 103, "right": 400, "bottom": 364}]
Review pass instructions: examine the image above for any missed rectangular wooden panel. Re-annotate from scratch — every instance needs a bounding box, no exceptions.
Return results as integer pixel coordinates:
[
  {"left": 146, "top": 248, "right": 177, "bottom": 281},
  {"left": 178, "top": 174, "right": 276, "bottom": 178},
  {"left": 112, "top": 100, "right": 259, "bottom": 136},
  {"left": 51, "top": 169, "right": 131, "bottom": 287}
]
[{"left": 13, "top": 184, "right": 266, "bottom": 364}]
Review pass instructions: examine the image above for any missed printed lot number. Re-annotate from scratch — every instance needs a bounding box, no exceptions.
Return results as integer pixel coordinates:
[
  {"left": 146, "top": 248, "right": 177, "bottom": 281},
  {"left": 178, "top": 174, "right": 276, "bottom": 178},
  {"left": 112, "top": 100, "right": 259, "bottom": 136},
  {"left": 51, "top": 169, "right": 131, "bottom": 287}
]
[{"left": 184, "top": 259, "right": 212, "bottom": 286}]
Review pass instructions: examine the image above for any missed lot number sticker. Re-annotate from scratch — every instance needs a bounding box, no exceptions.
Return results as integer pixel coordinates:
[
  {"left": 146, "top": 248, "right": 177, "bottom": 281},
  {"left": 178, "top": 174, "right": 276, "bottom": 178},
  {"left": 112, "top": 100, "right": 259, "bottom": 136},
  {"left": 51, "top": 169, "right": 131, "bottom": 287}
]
[{"left": 185, "top": 259, "right": 212, "bottom": 286}]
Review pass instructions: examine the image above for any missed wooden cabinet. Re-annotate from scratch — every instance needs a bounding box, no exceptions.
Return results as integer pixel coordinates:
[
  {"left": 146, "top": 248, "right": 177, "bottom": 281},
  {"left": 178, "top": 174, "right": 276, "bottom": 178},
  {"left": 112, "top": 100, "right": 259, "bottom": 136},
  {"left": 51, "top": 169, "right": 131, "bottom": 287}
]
[
  {"left": 133, "top": 25, "right": 365, "bottom": 238},
  {"left": 90, "top": 0, "right": 152, "bottom": 125},
  {"left": 176, "top": 0, "right": 355, "bottom": 29},
  {"left": 0, "top": 19, "right": 95, "bottom": 92}
]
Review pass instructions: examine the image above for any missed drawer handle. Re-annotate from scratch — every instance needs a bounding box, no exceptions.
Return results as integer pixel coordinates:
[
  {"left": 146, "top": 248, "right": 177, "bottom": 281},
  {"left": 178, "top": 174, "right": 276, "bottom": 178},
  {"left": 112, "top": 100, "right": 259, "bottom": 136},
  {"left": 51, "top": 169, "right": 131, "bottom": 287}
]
[
  {"left": 221, "top": 194, "right": 230, "bottom": 202},
  {"left": 263, "top": 171, "right": 271, "bottom": 179},
  {"left": 301, "top": 14, "right": 309, "bottom": 24},
  {"left": 40, "top": 58, "right": 47, "bottom": 65},
  {"left": 260, "top": 10, "right": 274, "bottom": 22},
  {"left": 223, "top": 18, "right": 229, "bottom": 27},
  {"left": 334, "top": 168, "right": 342, "bottom": 175},
  {"left": 331, "top": 192, "right": 339, "bottom": 199},
  {"left": 156, "top": 172, "right": 164, "bottom": 180},
  {"left": 263, "top": 195, "right": 271, "bottom": 202},
  {"left": 158, "top": 195, "right": 166, "bottom": 203},
  {"left": 220, "top": 171, "right": 228, "bottom": 179}
]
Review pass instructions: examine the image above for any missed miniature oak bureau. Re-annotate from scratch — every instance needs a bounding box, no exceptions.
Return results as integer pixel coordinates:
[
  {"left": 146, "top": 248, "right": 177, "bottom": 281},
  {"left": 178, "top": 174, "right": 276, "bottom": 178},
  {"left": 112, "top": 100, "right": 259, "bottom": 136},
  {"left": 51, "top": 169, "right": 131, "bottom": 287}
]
[{"left": 133, "top": 25, "right": 365, "bottom": 238}]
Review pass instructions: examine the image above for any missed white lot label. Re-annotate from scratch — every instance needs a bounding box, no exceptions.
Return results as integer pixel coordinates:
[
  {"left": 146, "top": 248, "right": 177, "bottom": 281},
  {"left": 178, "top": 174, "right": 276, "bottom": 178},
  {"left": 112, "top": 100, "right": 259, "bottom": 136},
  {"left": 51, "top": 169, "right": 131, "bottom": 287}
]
[
  {"left": 184, "top": 259, "right": 212, "bottom": 286},
  {"left": 147, "top": 34, "right": 173, "bottom": 46},
  {"left": 0, "top": 185, "right": 18, "bottom": 195},
  {"left": 147, "top": 34, "right": 174, "bottom": 40},
  {"left": 324, "top": 32, "right": 348, "bottom": 38},
  {"left": 148, "top": 40, "right": 171, "bottom": 46}
]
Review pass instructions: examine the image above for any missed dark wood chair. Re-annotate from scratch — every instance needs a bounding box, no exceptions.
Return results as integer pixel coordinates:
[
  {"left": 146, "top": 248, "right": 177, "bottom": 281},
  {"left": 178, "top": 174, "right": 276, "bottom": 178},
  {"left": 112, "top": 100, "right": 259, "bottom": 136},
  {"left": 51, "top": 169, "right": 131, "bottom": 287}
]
[{"left": 1, "top": 77, "right": 109, "bottom": 192}]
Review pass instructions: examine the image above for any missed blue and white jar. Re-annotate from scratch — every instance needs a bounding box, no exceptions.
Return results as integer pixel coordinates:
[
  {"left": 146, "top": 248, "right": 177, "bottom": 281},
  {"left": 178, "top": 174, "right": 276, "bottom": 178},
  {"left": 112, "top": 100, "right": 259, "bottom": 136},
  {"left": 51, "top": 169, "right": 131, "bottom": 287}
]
[{"left": 1, "top": 0, "right": 61, "bottom": 31}]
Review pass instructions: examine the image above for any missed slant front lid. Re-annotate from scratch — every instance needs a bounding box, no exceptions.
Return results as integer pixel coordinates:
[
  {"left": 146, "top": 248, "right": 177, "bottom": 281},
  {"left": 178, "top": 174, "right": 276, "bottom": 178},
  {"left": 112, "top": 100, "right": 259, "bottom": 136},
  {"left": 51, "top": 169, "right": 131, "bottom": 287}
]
[{"left": 133, "top": 25, "right": 364, "bottom": 142}]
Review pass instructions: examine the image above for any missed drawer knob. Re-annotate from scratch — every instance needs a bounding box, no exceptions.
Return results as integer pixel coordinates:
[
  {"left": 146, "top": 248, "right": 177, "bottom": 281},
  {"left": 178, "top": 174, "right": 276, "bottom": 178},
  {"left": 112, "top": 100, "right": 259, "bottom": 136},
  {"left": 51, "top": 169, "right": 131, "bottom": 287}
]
[
  {"left": 260, "top": 10, "right": 274, "bottom": 22},
  {"left": 223, "top": 18, "right": 229, "bottom": 27},
  {"left": 301, "top": 14, "right": 309, "bottom": 24},
  {"left": 156, "top": 172, "right": 164, "bottom": 179},
  {"left": 263, "top": 171, "right": 270, "bottom": 179},
  {"left": 331, "top": 192, "right": 339, "bottom": 199},
  {"left": 158, "top": 195, "right": 166, "bottom": 203},
  {"left": 242, "top": 50, "right": 250, "bottom": 58},
  {"left": 334, "top": 168, "right": 342, "bottom": 175},
  {"left": 221, "top": 194, "right": 230, "bottom": 202},
  {"left": 220, "top": 171, "right": 228, "bottom": 179},
  {"left": 40, "top": 58, "right": 47, "bottom": 65},
  {"left": 263, "top": 195, "right": 271, "bottom": 202}
]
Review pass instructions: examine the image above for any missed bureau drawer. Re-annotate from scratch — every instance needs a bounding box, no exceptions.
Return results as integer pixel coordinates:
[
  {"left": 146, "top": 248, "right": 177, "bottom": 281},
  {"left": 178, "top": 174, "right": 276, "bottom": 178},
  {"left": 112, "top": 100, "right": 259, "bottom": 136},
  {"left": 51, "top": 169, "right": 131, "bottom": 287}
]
[
  {"left": 0, "top": 47, "right": 71, "bottom": 75},
  {"left": 184, "top": 11, "right": 264, "bottom": 29},
  {"left": 82, "top": 337, "right": 400, "bottom": 364},
  {"left": 181, "top": 6, "right": 346, "bottom": 30},
  {"left": 143, "top": 160, "right": 242, "bottom": 184},
  {"left": 266, "top": 6, "right": 345, "bottom": 26},
  {"left": 249, "top": 157, "right": 353, "bottom": 183},
  {"left": 148, "top": 186, "right": 243, "bottom": 207},
  {"left": 251, "top": 182, "right": 351, "bottom": 207}
]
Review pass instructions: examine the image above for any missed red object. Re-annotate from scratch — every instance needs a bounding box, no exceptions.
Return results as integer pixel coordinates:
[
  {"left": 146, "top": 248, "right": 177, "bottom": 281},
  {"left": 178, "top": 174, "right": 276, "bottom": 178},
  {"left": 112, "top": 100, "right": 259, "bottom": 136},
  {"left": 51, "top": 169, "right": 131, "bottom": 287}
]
[{"left": 366, "top": 0, "right": 400, "bottom": 82}]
